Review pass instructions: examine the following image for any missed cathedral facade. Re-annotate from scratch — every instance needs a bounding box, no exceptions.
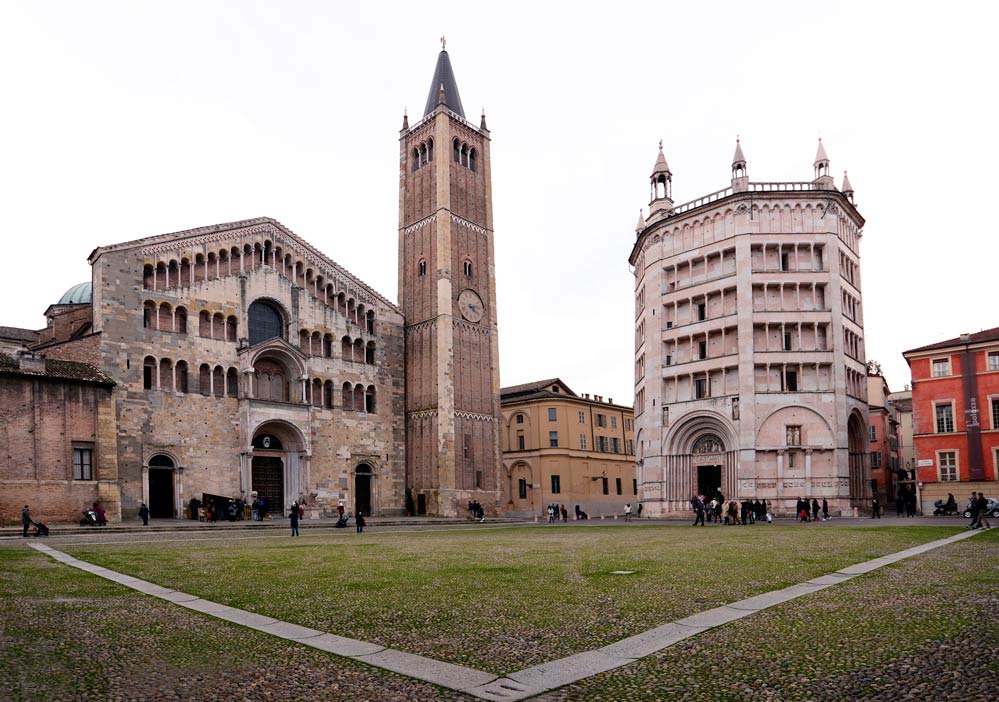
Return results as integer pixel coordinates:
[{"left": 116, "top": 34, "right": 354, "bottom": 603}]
[
  {"left": 632, "top": 140, "right": 871, "bottom": 517},
  {"left": 0, "top": 48, "right": 502, "bottom": 523}
]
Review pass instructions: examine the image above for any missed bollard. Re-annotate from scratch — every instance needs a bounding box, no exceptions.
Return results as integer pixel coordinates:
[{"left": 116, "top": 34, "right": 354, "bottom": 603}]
[{"left": 534, "top": 514, "right": 538, "bottom": 523}]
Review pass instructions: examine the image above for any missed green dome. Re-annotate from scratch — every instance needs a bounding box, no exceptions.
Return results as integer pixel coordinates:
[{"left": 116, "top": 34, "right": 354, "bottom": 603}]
[{"left": 57, "top": 282, "right": 93, "bottom": 305}]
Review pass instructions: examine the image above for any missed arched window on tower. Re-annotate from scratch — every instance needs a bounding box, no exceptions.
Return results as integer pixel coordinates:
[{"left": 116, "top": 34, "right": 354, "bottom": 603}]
[
  {"left": 469, "top": 148, "right": 476, "bottom": 172},
  {"left": 427, "top": 137, "right": 434, "bottom": 162},
  {"left": 463, "top": 260, "right": 473, "bottom": 277},
  {"left": 461, "top": 143, "right": 468, "bottom": 167},
  {"left": 199, "top": 311, "right": 211, "bottom": 338},
  {"left": 226, "top": 316, "right": 238, "bottom": 342},
  {"left": 341, "top": 335, "right": 352, "bottom": 362},
  {"left": 143, "top": 301, "right": 155, "bottom": 329},
  {"left": 354, "top": 383, "right": 365, "bottom": 412},
  {"left": 199, "top": 363, "right": 211, "bottom": 395},
  {"left": 365, "top": 385, "right": 376, "bottom": 414},
  {"left": 366, "top": 311, "right": 375, "bottom": 335},
  {"left": 412, "top": 148, "right": 419, "bottom": 172},
  {"left": 213, "top": 366, "right": 224, "bottom": 398},
  {"left": 453, "top": 138, "right": 460, "bottom": 162},
  {"left": 419, "top": 143, "right": 427, "bottom": 166},
  {"left": 159, "top": 358, "right": 172, "bottom": 390},
  {"left": 418, "top": 260, "right": 427, "bottom": 277}
]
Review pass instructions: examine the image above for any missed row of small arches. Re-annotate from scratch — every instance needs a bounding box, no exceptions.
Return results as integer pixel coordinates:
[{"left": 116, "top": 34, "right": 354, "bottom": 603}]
[
  {"left": 143, "top": 357, "right": 238, "bottom": 397},
  {"left": 143, "top": 301, "right": 238, "bottom": 341},
  {"left": 298, "top": 330, "right": 376, "bottom": 364},
  {"left": 417, "top": 259, "right": 473, "bottom": 277},
  {"left": 409, "top": 137, "right": 478, "bottom": 172},
  {"left": 141, "top": 240, "right": 377, "bottom": 330}
]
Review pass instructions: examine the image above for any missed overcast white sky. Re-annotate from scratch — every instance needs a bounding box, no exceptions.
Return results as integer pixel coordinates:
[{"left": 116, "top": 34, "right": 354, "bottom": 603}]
[{"left": 1, "top": 1, "right": 995, "bottom": 402}]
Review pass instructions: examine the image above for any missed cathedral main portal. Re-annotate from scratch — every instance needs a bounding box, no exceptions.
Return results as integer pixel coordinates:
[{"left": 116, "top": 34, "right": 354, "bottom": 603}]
[{"left": 251, "top": 456, "right": 283, "bottom": 518}]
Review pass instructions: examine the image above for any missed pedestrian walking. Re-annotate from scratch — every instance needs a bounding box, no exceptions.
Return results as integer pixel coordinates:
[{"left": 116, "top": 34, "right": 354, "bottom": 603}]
[
  {"left": 356, "top": 511, "right": 366, "bottom": 533},
  {"left": 94, "top": 502, "right": 107, "bottom": 526},
  {"left": 637, "top": 503, "right": 643, "bottom": 519},
  {"left": 822, "top": 498, "right": 829, "bottom": 521},
  {"left": 289, "top": 501, "right": 300, "bottom": 536},
  {"left": 624, "top": 503, "right": 632, "bottom": 522},
  {"left": 872, "top": 497, "right": 881, "bottom": 518},
  {"left": 976, "top": 492, "right": 991, "bottom": 529},
  {"left": 811, "top": 498, "right": 820, "bottom": 522},
  {"left": 692, "top": 497, "right": 705, "bottom": 526},
  {"left": 22, "top": 505, "right": 32, "bottom": 537},
  {"left": 138, "top": 502, "right": 149, "bottom": 526},
  {"left": 560, "top": 504, "right": 568, "bottom": 523}
]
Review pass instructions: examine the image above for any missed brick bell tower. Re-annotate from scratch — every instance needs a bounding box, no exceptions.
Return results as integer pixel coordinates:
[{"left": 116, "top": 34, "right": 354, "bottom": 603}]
[{"left": 398, "top": 43, "right": 502, "bottom": 517}]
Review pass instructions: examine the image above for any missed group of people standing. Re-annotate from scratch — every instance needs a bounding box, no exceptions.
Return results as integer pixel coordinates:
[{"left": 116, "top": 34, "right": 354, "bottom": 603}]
[
  {"left": 967, "top": 492, "right": 993, "bottom": 530},
  {"left": 467, "top": 500, "right": 486, "bottom": 522},
  {"left": 546, "top": 504, "right": 567, "bottom": 523},
  {"left": 796, "top": 497, "right": 830, "bottom": 522},
  {"left": 690, "top": 491, "right": 771, "bottom": 526}
]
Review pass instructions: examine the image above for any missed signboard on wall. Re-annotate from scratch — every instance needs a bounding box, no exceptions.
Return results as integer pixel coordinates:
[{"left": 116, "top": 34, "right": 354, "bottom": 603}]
[{"left": 916, "top": 459, "right": 934, "bottom": 467}]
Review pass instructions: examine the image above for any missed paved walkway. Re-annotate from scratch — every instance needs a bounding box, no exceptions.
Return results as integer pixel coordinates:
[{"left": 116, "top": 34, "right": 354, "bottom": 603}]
[{"left": 27, "top": 527, "right": 984, "bottom": 701}]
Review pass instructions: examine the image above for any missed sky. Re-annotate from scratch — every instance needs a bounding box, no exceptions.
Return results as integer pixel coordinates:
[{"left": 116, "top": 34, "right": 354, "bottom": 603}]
[{"left": 1, "top": 1, "right": 996, "bottom": 403}]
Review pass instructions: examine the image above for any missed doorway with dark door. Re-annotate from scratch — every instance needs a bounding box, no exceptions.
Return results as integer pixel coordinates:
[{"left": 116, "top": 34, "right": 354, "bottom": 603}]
[
  {"left": 354, "top": 464, "right": 372, "bottom": 516},
  {"left": 252, "top": 456, "right": 284, "bottom": 518},
  {"left": 148, "top": 455, "right": 175, "bottom": 518},
  {"left": 697, "top": 464, "right": 722, "bottom": 497}
]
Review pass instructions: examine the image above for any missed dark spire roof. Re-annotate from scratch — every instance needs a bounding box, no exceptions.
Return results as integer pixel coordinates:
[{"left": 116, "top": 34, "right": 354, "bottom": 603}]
[{"left": 423, "top": 49, "right": 465, "bottom": 118}]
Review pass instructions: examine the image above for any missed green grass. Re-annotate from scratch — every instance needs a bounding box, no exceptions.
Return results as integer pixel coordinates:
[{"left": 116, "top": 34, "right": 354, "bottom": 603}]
[{"left": 58, "top": 524, "right": 960, "bottom": 674}]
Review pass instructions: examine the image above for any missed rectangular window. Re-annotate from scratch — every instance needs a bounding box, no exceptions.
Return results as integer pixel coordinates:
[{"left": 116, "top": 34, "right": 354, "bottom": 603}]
[
  {"left": 633, "top": 478, "right": 638, "bottom": 495},
  {"left": 548, "top": 408, "right": 557, "bottom": 421},
  {"left": 517, "top": 434, "right": 525, "bottom": 450},
  {"left": 992, "top": 398, "right": 999, "bottom": 430},
  {"left": 935, "top": 404, "right": 954, "bottom": 433},
  {"left": 783, "top": 333, "right": 792, "bottom": 351},
  {"left": 611, "top": 416, "right": 618, "bottom": 429},
  {"left": 578, "top": 411, "right": 585, "bottom": 424},
  {"left": 788, "top": 451, "right": 795, "bottom": 468},
  {"left": 780, "top": 252, "right": 789, "bottom": 271},
  {"left": 597, "top": 436, "right": 608, "bottom": 452},
  {"left": 551, "top": 475, "right": 561, "bottom": 494},
  {"left": 869, "top": 425, "right": 876, "bottom": 441},
  {"left": 871, "top": 451, "right": 882, "bottom": 468},
  {"left": 694, "top": 378, "right": 707, "bottom": 399},
  {"left": 990, "top": 352, "right": 999, "bottom": 371},
  {"left": 932, "top": 359, "right": 950, "bottom": 377},
  {"left": 73, "top": 447, "right": 93, "bottom": 480},
  {"left": 698, "top": 340, "right": 707, "bottom": 360},
  {"left": 697, "top": 302, "right": 706, "bottom": 321},
  {"left": 516, "top": 414, "right": 524, "bottom": 424},
  {"left": 518, "top": 478, "right": 527, "bottom": 499},
  {"left": 611, "top": 437, "right": 621, "bottom": 453},
  {"left": 627, "top": 439, "right": 634, "bottom": 454},
  {"left": 616, "top": 477, "right": 622, "bottom": 495},
  {"left": 939, "top": 451, "right": 957, "bottom": 481},
  {"left": 784, "top": 370, "right": 798, "bottom": 392},
  {"left": 595, "top": 414, "right": 606, "bottom": 427},
  {"left": 580, "top": 434, "right": 587, "bottom": 450},
  {"left": 601, "top": 477, "right": 609, "bottom": 495},
  {"left": 665, "top": 355, "right": 672, "bottom": 366},
  {"left": 549, "top": 431, "right": 558, "bottom": 448}
]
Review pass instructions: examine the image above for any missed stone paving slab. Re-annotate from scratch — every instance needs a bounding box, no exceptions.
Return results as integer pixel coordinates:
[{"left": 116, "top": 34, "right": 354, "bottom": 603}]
[
  {"left": 598, "top": 622, "right": 710, "bottom": 659},
  {"left": 211, "top": 608, "right": 280, "bottom": 628},
  {"left": 806, "top": 573, "right": 858, "bottom": 587},
  {"left": 507, "top": 650, "right": 632, "bottom": 691},
  {"left": 307, "top": 632, "right": 385, "bottom": 657},
  {"left": 253, "top": 620, "right": 324, "bottom": 640},
  {"left": 726, "top": 581, "right": 833, "bottom": 610},
  {"left": 156, "top": 590, "right": 201, "bottom": 603},
  {"left": 465, "top": 677, "right": 537, "bottom": 701},
  {"left": 353, "top": 648, "right": 497, "bottom": 690},
  {"left": 673, "top": 605, "right": 747, "bottom": 629},
  {"left": 175, "top": 598, "right": 243, "bottom": 616}
]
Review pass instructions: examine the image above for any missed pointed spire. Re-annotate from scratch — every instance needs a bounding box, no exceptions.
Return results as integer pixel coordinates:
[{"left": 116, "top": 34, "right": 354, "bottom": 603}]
[
  {"left": 401, "top": 109, "right": 409, "bottom": 131},
  {"left": 423, "top": 47, "right": 465, "bottom": 118},
  {"left": 652, "top": 140, "right": 671, "bottom": 176},
  {"left": 814, "top": 138, "right": 829, "bottom": 166},
  {"left": 480, "top": 110, "right": 488, "bottom": 131},
  {"left": 732, "top": 137, "right": 746, "bottom": 168},
  {"left": 635, "top": 208, "right": 646, "bottom": 233},
  {"left": 841, "top": 171, "right": 854, "bottom": 202}
]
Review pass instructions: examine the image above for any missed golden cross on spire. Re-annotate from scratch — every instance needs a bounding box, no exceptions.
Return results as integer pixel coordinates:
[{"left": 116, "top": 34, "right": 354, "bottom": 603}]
[{"left": 441, "top": 35, "right": 446, "bottom": 50}]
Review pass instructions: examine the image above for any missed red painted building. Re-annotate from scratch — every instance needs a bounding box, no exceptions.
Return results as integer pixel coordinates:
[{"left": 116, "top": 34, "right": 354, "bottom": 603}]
[{"left": 903, "top": 328, "right": 999, "bottom": 512}]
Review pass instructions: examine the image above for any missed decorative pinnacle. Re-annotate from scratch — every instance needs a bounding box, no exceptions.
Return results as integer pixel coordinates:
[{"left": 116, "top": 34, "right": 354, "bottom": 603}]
[{"left": 441, "top": 35, "right": 446, "bottom": 50}]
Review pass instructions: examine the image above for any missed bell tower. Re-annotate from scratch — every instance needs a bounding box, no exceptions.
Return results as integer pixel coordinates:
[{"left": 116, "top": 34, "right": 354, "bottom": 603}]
[{"left": 398, "top": 43, "right": 502, "bottom": 517}]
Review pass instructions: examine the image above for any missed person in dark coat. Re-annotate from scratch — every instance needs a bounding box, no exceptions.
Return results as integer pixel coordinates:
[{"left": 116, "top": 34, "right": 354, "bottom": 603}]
[
  {"left": 811, "top": 498, "right": 820, "bottom": 522},
  {"left": 138, "top": 502, "right": 149, "bottom": 526},
  {"left": 821, "top": 498, "right": 829, "bottom": 521},
  {"left": 872, "top": 497, "right": 881, "bottom": 518},
  {"left": 356, "top": 511, "right": 366, "bottom": 533},
  {"left": 22, "top": 505, "right": 32, "bottom": 537},
  {"left": 94, "top": 502, "right": 107, "bottom": 526},
  {"left": 692, "top": 497, "right": 705, "bottom": 526},
  {"left": 289, "top": 502, "right": 300, "bottom": 536}
]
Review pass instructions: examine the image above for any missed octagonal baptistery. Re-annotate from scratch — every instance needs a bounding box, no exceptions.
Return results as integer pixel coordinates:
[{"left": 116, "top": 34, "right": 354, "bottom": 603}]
[
  {"left": 87, "top": 217, "right": 405, "bottom": 519},
  {"left": 631, "top": 140, "right": 871, "bottom": 517}
]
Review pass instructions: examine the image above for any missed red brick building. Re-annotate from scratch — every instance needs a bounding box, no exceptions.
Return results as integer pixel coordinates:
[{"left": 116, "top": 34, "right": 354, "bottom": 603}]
[
  {"left": 903, "top": 328, "right": 999, "bottom": 512},
  {"left": 867, "top": 371, "right": 903, "bottom": 506}
]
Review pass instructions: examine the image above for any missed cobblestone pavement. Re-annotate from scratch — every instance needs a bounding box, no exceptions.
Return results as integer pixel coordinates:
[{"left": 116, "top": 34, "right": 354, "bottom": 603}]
[{"left": 531, "top": 530, "right": 999, "bottom": 702}]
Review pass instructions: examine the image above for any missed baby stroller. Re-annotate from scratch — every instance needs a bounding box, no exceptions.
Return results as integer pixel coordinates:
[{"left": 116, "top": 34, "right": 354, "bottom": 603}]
[
  {"left": 32, "top": 521, "right": 50, "bottom": 537},
  {"left": 334, "top": 514, "right": 349, "bottom": 528},
  {"left": 80, "top": 508, "right": 98, "bottom": 526}
]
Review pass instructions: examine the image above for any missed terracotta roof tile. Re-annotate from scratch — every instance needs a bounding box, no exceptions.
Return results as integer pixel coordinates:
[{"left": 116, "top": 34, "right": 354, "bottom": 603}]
[
  {"left": 904, "top": 326, "right": 999, "bottom": 354},
  {"left": 0, "top": 354, "right": 115, "bottom": 386},
  {"left": 0, "top": 326, "right": 40, "bottom": 342}
]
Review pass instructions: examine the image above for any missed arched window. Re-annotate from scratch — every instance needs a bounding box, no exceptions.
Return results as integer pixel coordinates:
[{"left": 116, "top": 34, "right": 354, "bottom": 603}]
[
  {"left": 463, "top": 260, "right": 473, "bottom": 277},
  {"left": 312, "top": 378, "right": 323, "bottom": 408},
  {"left": 419, "top": 143, "right": 427, "bottom": 166},
  {"left": 354, "top": 383, "right": 365, "bottom": 412},
  {"left": 226, "top": 367, "right": 238, "bottom": 398},
  {"left": 199, "top": 311, "right": 211, "bottom": 338},
  {"left": 427, "top": 137, "right": 434, "bottom": 162},
  {"left": 461, "top": 143, "right": 468, "bottom": 167},
  {"left": 212, "top": 366, "right": 224, "bottom": 398},
  {"left": 469, "top": 148, "right": 477, "bottom": 172},
  {"left": 143, "top": 301, "right": 155, "bottom": 329},
  {"left": 323, "top": 334, "right": 334, "bottom": 358},
  {"left": 341, "top": 336, "right": 353, "bottom": 361},
  {"left": 342, "top": 382, "right": 353, "bottom": 409},
  {"left": 143, "top": 264, "right": 154, "bottom": 290},
  {"left": 337, "top": 292, "right": 347, "bottom": 316},
  {"left": 365, "top": 341, "right": 376, "bottom": 365},
  {"left": 155, "top": 262, "right": 166, "bottom": 290},
  {"left": 311, "top": 331, "right": 321, "bottom": 356},
  {"left": 412, "top": 148, "right": 419, "bottom": 172},
  {"left": 143, "top": 356, "right": 155, "bottom": 390},
  {"left": 194, "top": 254, "right": 205, "bottom": 282},
  {"left": 347, "top": 298, "right": 356, "bottom": 324},
  {"left": 299, "top": 329, "right": 310, "bottom": 352},
  {"left": 365, "top": 385, "right": 376, "bottom": 413},
  {"left": 453, "top": 139, "right": 460, "bottom": 162},
  {"left": 324, "top": 380, "right": 334, "bottom": 408},
  {"left": 175, "top": 306, "right": 188, "bottom": 334},
  {"left": 207, "top": 252, "right": 217, "bottom": 278},
  {"left": 212, "top": 313, "right": 225, "bottom": 340},
  {"left": 353, "top": 338, "right": 364, "bottom": 362},
  {"left": 226, "top": 316, "right": 238, "bottom": 342},
  {"left": 180, "top": 257, "right": 191, "bottom": 286},
  {"left": 158, "top": 302, "right": 172, "bottom": 331},
  {"left": 159, "top": 358, "right": 172, "bottom": 390},
  {"left": 176, "top": 360, "right": 189, "bottom": 393},
  {"left": 418, "top": 260, "right": 427, "bottom": 277},
  {"left": 248, "top": 300, "right": 284, "bottom": 345},
  {"left": 199, "top": 363, "right": 211, "bottom": 395},
  {"left": 366, "top": 310, "right": 375, "bottom": 335}
]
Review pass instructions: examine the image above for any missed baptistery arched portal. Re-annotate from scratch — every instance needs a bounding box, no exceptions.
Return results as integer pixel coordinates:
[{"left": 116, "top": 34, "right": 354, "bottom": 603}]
[
  {"left": 657, "top": 411, "right": 739, "bottom": 510},
  {"left": 691, "top": 433, "right": 725, "bottom": 497},
  {"left": 250, "top": 421, "right": 308, "bottom": 518}
]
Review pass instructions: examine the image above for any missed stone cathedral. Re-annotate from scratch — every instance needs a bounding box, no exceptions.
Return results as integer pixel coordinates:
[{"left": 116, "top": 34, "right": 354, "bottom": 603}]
[{"left": 0, "top": 47, "right": 502, "bottom": 523}]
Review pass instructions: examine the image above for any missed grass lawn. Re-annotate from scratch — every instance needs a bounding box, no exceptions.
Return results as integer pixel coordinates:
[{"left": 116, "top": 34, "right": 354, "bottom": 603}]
[
  {"left": 57, "top": 524, "right": 961, "bottom": 675},
  {"left": 0, "top": 548, "right": 468, "bottom": 702},
  {"left": 539, "top": 528, "right": 999, "bottom": 702}
]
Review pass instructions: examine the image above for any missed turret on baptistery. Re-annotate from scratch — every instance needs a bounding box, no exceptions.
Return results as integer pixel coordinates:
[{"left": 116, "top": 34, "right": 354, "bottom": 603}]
[
  {"left": 731, "top": 137, "right": 748, "bottom": 192},
  {"left": 649, "top": 141, "right": 674, "bottom": 217},
  {"left": 813, "top": 138, "right": 834, "bottom": 189}
]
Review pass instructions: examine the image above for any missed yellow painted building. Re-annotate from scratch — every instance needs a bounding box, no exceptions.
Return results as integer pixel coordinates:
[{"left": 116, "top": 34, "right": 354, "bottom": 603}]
[{"left": 501, "top": 379, "right": 636, "bottom": 518}]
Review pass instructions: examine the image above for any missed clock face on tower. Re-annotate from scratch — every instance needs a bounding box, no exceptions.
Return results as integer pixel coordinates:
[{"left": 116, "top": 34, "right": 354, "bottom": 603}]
[{"left": 457, "top": 289, "right": 484, "bottom": 323}]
